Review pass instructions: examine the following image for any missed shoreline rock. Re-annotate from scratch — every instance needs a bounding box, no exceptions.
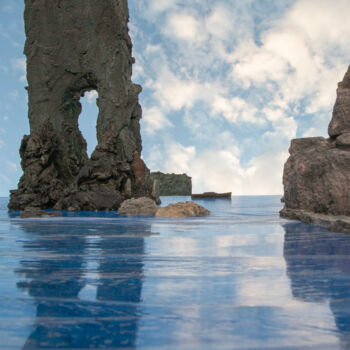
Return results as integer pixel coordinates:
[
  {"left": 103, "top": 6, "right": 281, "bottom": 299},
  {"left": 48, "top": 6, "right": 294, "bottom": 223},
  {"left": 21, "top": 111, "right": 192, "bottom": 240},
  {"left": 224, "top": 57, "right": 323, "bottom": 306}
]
[
  {"left": 118, "top": 197, "right": 158, "bottom": 216},
  {"left": 20, "top": 207, "right": 62, "bottom": 219},
  {"left": 155, "top": 201, "right": 210, "bottom": 218},
  {"left": 281, "top": 65, "right": 350, "bottom": 231},
  {"left": 280, "top": 207, "right": 350, "bottom": 234}
]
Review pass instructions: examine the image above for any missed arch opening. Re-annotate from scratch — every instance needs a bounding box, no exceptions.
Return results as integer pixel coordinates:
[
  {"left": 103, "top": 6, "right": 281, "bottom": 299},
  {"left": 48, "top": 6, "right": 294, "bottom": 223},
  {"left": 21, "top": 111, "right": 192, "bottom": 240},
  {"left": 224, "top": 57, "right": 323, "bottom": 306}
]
[{"left": 78, "top": 90, "right": 99, "bottom": 158}]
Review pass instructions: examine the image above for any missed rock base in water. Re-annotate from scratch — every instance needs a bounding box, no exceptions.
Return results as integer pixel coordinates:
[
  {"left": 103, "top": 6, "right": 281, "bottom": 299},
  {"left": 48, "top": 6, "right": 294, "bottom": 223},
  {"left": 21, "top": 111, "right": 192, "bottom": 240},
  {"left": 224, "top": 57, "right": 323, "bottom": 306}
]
[
  {"left": 280, "top": 207, "right": 350, "bottom": 233},
  {"left": 191, "top": 192, "right": 231, "bottom": 199},
  {"left": 20, "top": 207, "right": 62, "bottom": 219},
  {"left": 150, "top": 172, "right": 192, "bottom": 196},
  {"left": 281, "top": 66, "right": 350, "bottom": 228},
  {"left": 118, "top": 197, "right": 158, "bottom": 216},
  {"left": 155, "top": 201, "right": 210, "bottom": 218}
]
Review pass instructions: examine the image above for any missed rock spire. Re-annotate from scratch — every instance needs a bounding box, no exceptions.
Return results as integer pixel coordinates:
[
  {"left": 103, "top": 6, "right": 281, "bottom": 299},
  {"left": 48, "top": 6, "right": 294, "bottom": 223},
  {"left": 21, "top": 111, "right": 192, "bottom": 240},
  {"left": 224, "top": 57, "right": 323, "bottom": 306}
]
[{"left": 9, "top": 0, "right": 157, "bottom": 211}]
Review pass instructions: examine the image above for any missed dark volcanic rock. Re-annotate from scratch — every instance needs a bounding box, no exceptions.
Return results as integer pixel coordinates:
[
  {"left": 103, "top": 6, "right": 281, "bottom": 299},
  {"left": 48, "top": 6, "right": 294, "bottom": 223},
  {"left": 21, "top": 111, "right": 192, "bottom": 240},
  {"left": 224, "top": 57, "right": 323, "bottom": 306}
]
[
  {"left": 191, "top": 192, "right": 231, "bottom": 199},
  {"left": 9, "top": 0, "right": 157, "bottom": 211},
  {"left": 281, "top": 66, "right": 350, "bottom": 231},
  {"left": 150, "top": 172, "right": 192, "bottom": 196}
]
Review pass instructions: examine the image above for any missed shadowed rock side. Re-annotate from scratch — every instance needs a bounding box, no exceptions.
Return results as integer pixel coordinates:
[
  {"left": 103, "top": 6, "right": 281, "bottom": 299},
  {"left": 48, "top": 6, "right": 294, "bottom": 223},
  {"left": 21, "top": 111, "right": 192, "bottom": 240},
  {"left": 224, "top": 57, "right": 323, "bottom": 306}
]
[
  {"left": 8, "top": 0, "right": 157, "bottom": 211},
  {"left": 149, "top": 172, "right": 192, "bottom": 196},
  {"left": 281, "top": 66, "right": 350, "bottom": 231}
]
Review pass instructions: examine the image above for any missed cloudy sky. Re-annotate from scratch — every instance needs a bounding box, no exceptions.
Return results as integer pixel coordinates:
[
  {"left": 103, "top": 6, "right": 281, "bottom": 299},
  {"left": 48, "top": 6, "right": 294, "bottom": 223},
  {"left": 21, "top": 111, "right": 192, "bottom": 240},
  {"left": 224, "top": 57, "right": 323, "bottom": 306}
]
[{"left": 0, "top": 0, "right": 349, "bottom": 196}]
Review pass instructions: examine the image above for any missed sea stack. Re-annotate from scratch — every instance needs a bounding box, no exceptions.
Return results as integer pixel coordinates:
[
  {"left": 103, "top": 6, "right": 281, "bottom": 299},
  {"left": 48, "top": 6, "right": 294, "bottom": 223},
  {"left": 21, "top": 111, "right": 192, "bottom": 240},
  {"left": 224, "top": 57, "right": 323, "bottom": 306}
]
[
  {"left": 8, "top": 0, "right": 157, "bottom": 211},
  {"left": 281, "top": 66, "right": 350, "bottom": 232}
]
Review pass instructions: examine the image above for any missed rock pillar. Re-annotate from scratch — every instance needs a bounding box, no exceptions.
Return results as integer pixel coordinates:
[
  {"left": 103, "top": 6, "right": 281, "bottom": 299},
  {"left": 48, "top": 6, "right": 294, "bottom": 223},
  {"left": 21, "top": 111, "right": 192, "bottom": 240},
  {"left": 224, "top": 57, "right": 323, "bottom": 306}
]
[{"left": 9, "top": 0, "right": 157, "bottom": 211}]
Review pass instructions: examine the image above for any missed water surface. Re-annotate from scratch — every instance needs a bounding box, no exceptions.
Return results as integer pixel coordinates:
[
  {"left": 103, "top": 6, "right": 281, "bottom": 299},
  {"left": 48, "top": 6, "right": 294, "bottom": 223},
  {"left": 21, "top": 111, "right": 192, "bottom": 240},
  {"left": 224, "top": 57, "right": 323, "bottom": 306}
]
[{"left": 1, "top": 196, "right": 350, "bottom": 349}]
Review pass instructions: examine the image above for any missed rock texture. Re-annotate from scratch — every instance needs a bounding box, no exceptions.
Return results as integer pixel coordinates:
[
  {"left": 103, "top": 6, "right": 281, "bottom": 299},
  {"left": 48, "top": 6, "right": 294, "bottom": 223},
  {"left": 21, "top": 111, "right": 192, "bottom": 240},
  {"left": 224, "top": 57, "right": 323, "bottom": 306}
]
[
  {"left": 150, "top": 172, "right": 192, "bottom": 196},
  {"left": 118, "top": 197, "right": 158, "bottom": 216},
  {"left": 281, "top": 66, "right": 350, "bottom": 231},
  {"left": 20, "top": 207, "right": 62, "bottom": 219},
  {"left": 155, "top": 201, "right": 210, "bottom": 218},
  {"left": 8, "top": 0, "right": 157, "bottom": 211},
  {"left": 191, "top": 192, "right": 231, "bottom": 199}
]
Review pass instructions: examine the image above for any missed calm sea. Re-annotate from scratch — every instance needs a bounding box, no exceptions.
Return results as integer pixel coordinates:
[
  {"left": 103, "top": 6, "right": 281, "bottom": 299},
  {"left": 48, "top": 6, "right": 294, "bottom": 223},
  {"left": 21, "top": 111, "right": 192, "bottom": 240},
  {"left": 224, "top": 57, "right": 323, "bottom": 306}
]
[{"left": 1, "top": 196, "right": 350, "bottom": 349}]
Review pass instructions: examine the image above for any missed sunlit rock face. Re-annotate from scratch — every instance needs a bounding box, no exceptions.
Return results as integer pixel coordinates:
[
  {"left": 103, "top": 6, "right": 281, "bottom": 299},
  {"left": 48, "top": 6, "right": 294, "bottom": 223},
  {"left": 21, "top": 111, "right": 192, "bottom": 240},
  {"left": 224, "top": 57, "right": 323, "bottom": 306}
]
[
  {"left": 281, "top": 66, "right": 350, "bottom": 227},
  {"left": 8, "top": 0, "right": 157, "bottom": 211}
]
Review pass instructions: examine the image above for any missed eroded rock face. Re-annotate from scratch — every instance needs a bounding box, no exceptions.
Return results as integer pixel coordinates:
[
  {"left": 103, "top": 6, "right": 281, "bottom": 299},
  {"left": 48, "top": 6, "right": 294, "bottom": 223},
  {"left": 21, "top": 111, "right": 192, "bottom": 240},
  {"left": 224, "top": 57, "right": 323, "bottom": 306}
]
[
  {"left": 155, "top": 201, "right": 210, "bottom": 218},
  {"left": 150, "top": 172, "right": 192, "bottom": 196},
  {"left": 9, "top": 0, "right": 157, "bottom": 211},
  {"left": 281, "top": 66, "right": 350, "bottom": 228}
]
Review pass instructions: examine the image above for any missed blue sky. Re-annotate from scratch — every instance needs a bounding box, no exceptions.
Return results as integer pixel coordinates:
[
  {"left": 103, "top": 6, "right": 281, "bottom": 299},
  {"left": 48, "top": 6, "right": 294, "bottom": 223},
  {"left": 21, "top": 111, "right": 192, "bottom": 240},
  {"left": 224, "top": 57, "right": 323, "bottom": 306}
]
[{"left": 0, "top": 0, "right": 349, "bottom": 196}]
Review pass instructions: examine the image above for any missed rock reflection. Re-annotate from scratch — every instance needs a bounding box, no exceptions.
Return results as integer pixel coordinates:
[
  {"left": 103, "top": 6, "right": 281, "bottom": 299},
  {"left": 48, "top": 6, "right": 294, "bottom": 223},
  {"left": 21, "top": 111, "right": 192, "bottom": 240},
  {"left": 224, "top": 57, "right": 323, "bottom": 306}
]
[
  {"left": 15, "top": 219, "right": 151, "bottom": 349},
  {"left": 283, "top": 222, "right": 350, "bottom": 347}
]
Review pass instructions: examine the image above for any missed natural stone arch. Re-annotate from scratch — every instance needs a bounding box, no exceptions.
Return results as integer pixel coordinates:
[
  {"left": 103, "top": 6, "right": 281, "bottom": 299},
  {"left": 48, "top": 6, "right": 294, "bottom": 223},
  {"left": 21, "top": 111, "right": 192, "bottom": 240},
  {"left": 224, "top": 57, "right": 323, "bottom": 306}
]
[{"left": 9, "top": 0, "right": 157, "bottom": 211}]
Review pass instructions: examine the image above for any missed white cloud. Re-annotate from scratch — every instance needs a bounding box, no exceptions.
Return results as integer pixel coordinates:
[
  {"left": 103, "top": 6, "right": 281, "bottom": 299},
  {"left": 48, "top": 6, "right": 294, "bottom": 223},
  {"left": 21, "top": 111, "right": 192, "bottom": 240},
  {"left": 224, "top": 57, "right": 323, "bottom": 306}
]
[
  {"left": 142, "top": 106, "right": 173, "bottom": 134},
  {"left": 0, "top": 139, "right": 4, "bottom": 148},
  {"left": 164, "top": 141, "right": 196, "bottom": 174},
  {"left": 165, "top": 13, "right": 201, "bottom": 42},
  {"left": 262, "top": 108, "right": 298, "bottom": 140},
  {"left": 231, "top": 0, "right": 349, "bottom": 113},
  {"left": 205, "top": 5, "right": 234, "bottom": 41},
  {"left": 150, "top": 138, "right": 286, "bottom": 195},
  {"left": 131, "top": 0, "right": 350, "bottom": 195},
  {"left": 85, "top": 90, "right": 98, "bottom": 104},
  {"left": 149, "top": 67, "right": 202, "bottom": 111},
  {"left": 212, "top": 96, "right": 263, "bottom": 125},
  {"left": 146, "top": 0, "right": 177, "bottom": 14}
]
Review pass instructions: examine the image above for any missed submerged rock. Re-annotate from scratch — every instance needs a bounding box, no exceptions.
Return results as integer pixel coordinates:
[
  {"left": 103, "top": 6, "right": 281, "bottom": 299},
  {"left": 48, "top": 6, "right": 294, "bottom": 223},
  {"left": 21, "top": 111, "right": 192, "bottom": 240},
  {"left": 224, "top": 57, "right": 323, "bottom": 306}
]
[
  {"left": 150, "top": 172, "right": 192, "bottom": 196},
  {"left": 20, "top": 207, "right": 62, "bottom": 219},
  {"left": 281, "top": 66, "right": 350, "bottom": 231},
  {"left": 118, "top": 197, "right": 158, "bottom": 216},
  {"left": 9, "top": 0, "right": 157, "bottom": 211},
  {"left": 155, "top": 201, "right": 210, "bottom": 218}
]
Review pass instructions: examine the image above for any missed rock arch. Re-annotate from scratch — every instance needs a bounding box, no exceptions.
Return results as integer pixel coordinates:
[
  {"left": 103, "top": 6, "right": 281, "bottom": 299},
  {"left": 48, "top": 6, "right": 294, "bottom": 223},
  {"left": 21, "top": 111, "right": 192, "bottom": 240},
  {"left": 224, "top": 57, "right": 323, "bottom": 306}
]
[{"left": 8, "top": 0, "right": 157, "bottom": 211}]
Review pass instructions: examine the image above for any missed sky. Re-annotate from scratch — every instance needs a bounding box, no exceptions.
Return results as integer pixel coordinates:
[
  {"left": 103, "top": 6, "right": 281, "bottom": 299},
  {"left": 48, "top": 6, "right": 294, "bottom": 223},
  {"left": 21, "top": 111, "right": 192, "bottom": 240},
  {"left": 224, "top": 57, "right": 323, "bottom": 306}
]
[{"left": 0, "top": 0, "right": 349, "bottom": 196}]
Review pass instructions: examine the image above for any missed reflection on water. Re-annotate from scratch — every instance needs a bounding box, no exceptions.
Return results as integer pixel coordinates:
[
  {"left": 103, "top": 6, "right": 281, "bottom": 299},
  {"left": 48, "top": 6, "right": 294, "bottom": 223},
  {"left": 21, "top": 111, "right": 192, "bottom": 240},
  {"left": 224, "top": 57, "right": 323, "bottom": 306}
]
[
  {"left": 2, "top": 197, "right": 350, "bottom": 349},
  {"left": 15, "top": 219, "right": 150, "bottom": 349},
  {"left": 283, "top": 222, "right": 350, "bottom": 347}
]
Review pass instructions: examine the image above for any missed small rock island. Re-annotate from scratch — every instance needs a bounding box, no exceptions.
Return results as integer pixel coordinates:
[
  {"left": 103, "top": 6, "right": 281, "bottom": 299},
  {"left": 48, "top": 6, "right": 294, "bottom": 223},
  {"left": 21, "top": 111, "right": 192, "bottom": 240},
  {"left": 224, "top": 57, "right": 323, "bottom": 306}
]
[
  {"left": 281, "top": 66, "right": 350, "bottom": 232},
  {"left": 150, "top": 172, "right": 192, "bottom": 196}
]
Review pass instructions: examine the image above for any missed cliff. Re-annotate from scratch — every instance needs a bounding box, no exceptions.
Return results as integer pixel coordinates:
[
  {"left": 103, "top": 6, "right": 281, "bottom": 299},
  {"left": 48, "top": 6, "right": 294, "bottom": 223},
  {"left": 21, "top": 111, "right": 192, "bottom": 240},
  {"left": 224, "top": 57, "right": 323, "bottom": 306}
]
[
  {"left": 150, "top": 172, "right": 192, "bottom": 196},
  {"left": 281, "top": 66, "right": 350, "bottom": 232}
]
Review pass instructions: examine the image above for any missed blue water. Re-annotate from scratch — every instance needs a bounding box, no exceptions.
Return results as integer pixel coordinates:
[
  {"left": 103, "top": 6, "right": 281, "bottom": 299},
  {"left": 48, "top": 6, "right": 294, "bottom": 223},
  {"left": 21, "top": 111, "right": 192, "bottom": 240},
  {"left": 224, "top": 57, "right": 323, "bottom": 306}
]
[{"left": 1, "top": 196, "right": 350, "bottom": 349}]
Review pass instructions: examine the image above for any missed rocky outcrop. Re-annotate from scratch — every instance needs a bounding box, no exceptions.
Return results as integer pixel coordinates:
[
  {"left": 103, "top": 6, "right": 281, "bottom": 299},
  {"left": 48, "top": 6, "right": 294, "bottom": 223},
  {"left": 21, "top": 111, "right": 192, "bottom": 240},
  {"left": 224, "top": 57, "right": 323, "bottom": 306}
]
[
  {"left": 118, "top": 197, "right": 158, "bottom": 216},
  {"left": 155, "top": 201, "right": 210, "bottom": 218},
  {"left": 191, "top": 192, "right": 231, "bottom": 199},
  {"left": 281, "top": 66, "right": 350, "bottom": 231},
  {"left": 150, "top": 172, "right": 192, "bottom": 196},
  {"left": 8, "top": 0, "right": 157, "bottom": 211}
]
